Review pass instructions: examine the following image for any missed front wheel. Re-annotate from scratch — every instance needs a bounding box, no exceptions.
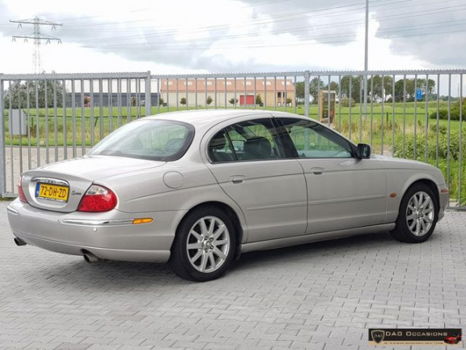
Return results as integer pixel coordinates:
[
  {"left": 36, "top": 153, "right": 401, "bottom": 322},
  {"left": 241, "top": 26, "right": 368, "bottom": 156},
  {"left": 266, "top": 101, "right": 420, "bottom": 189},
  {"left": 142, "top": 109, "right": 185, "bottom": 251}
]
[
  {"left": 170, "top": 206, "right": 236, "bottom": 281},
  {"left": 390, "top": 184, "right": 438, "bottom": 243}
]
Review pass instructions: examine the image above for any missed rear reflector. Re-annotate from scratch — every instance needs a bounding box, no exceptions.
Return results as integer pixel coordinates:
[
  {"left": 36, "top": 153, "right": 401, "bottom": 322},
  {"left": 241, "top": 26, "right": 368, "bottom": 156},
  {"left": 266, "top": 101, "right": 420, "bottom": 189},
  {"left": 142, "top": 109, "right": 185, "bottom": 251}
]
[
  {"left": 78, "top": 185, "right": 117, "bottom": 212},
  {"left": 17, "top": 178, "right": 27, "bottom": 203}
]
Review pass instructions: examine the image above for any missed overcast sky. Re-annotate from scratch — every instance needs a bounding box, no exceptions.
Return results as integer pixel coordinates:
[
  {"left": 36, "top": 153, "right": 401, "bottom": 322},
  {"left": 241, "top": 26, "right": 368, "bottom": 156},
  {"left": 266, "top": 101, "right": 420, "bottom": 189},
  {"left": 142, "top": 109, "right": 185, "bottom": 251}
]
[{"left": 1, "top": 0, "right": 466, "bottom": 74}]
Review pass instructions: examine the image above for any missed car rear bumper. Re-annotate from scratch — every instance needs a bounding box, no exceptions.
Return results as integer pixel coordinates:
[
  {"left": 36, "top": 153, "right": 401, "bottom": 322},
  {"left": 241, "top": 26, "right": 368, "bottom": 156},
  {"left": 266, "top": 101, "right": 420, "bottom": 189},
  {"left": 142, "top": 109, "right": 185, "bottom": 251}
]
[{"left": 7, "top": 199, "right": 185, "bottom": 263}]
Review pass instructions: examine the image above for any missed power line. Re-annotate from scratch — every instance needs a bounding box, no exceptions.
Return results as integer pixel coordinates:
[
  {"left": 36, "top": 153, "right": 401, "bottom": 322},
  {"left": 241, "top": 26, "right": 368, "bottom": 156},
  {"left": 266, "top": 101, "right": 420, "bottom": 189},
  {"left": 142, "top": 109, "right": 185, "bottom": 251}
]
[
  {"left": 10, "top": 16, "right": 62, "bottom": 73},
  {"left": 58, "top": 0, "right": 466, "bottom": 45}
]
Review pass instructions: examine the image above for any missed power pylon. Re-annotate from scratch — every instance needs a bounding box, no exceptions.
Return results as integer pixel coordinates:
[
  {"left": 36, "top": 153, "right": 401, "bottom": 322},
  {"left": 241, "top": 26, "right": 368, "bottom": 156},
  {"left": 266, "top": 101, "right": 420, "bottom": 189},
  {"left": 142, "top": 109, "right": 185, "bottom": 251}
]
[{"left": 10, "top": 17, "right": 62, "bottom": 73}]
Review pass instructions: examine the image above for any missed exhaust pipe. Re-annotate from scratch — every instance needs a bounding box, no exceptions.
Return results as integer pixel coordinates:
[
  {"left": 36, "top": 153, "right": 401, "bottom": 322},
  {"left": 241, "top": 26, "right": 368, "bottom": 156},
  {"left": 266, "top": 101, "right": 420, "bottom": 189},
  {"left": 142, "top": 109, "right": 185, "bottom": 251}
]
[
  {"left": 82, "top": 250, "right": 99, "bottom": 263},
  {"left": 14, "top": 237, "right": 27, "bottom": 246}
]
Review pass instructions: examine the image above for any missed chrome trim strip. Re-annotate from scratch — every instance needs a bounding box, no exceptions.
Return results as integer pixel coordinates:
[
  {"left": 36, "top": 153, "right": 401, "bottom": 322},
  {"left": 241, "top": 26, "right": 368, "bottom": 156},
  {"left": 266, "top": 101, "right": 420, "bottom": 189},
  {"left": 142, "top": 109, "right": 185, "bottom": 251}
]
[
  {"left": 31, "top": 177, "right": 69, "bottom": 186},
  {"left": 60, "top": 219, "right": 133, "bottom": 226},
  {"left": 241, "top": 223, "right": 395, "bottom": 253},
  {"left": 308, "top": 194, "right": 387, "bottom": 205}
]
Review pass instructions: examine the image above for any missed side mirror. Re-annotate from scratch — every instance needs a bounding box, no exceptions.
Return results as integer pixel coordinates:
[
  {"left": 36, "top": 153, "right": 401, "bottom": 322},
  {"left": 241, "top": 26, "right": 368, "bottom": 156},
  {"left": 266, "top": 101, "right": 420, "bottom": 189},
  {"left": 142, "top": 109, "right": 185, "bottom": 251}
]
[{"left": 357, "top": 143, "right": 371, "bottom": 159}]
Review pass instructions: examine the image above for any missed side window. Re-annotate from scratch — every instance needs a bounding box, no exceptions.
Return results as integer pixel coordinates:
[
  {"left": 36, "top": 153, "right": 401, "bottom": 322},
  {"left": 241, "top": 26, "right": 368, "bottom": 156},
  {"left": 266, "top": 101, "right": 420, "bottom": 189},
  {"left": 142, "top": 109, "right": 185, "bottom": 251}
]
[
  {"left": 208, "top": 129, "right": 236, "bottom": 163},
  {"left": 208, "top": 118, "right": 284, "bottom": 162},
  {"left": 280, "top": 118, "right": 353, "bottom": 158}
]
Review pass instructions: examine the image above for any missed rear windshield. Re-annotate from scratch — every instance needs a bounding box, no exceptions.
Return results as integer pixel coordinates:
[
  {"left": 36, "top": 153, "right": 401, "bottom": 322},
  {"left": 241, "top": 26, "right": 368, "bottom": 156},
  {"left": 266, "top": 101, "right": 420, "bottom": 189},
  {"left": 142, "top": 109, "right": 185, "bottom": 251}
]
[{"left": 89, "top": 119, "right": 195, "bottom": 161}]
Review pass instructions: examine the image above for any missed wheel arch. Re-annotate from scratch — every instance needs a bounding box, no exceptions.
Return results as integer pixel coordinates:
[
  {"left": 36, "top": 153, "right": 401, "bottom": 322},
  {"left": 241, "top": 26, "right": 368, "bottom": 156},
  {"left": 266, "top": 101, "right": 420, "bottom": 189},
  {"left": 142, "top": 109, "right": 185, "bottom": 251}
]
[
  {"left": 401, "top": 176, "right": 440, "bottom": 210},
  {"left": 172, "top": 201, "right": 244, "bottom": 260}
]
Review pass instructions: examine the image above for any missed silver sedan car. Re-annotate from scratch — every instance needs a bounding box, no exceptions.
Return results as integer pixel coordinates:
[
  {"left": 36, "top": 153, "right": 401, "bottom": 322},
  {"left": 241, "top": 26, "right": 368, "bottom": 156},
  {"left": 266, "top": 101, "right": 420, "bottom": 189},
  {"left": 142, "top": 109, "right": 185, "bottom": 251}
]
[{"left": 8, "top": 110, "right": 449, "bottom": 281}]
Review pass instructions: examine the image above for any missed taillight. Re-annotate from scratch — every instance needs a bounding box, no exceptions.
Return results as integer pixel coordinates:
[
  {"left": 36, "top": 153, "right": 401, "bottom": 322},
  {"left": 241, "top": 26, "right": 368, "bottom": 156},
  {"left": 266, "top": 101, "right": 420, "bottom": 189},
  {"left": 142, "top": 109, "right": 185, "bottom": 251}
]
[
  {"left": 18, "top": 178, "right": 27, "bottom": 203},
  {"left": 78, "top": 185, "right": 117, "bottom": 212}
]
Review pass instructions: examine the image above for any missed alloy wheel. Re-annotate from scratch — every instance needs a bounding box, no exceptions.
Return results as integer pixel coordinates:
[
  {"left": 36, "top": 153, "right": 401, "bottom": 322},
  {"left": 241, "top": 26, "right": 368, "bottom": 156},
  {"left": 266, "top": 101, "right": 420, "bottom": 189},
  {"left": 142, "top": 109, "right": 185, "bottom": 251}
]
[
  {"left": 406, "top": 191, "right": 434, "bottom": 236},
  {"left": 186, "top": 216, "right": 230, "bottom": 273}
]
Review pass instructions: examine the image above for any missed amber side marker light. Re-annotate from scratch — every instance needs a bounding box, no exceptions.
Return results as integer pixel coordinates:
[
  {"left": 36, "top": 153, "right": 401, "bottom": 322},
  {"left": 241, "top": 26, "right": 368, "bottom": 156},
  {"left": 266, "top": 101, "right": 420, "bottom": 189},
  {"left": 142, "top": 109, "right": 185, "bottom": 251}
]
[
  {"left": 132, "top": 218, "right": 153, "bottom": 225},
  {"left": 389, "top": 192, "right": 397, "bottom": 198},
  {"left": 441, "top": 188, "right": 449, "bottom": 193}
]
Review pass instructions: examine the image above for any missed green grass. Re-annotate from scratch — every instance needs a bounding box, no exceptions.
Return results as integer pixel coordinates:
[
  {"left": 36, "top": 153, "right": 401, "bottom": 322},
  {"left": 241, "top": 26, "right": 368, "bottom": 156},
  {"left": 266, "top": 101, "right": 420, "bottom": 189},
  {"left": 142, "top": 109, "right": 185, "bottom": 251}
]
[{"left": 4, "top": 102, "right": 461, "bottom": 146}]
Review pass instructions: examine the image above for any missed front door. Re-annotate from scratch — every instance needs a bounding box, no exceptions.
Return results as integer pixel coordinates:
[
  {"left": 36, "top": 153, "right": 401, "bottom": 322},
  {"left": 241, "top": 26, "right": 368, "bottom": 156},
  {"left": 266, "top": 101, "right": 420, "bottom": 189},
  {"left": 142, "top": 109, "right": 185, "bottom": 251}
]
[{"left": 277, "top": 117, "right": 387, "bottom": 234}]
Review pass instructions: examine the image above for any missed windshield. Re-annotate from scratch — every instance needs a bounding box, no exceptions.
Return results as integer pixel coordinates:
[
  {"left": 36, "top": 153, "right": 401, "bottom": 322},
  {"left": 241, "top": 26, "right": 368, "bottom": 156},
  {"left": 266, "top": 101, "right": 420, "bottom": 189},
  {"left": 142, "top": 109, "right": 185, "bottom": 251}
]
[{"left": 89, "top": 119, "right": 195, "bottom": 161}]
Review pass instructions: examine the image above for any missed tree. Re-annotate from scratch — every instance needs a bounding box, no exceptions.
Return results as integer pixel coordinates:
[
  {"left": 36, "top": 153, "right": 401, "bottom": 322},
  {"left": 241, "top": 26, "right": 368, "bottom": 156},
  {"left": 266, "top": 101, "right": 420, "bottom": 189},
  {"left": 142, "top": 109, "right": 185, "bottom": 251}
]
[
  {"left": 286, "top": 97, "right": 292, "bottom": 105},
  {"left": 3, "top": 80, "right": 65, "bottom": 109},
  {"left": 84, "top": 95, "right": 91, "bottom": 107},
  {"left": 206, "top": 96, "right": 213, "bottom": 105},
  {"left": 229, "top": 98, "right": 237, "bottom": 105},
  {"left": 340, "top": 76, "right": 362, "bottom": 102},
  {"left": 158, "top": 97, "right": 165, "bottom": 106},
  {"left": 180, "top": 97, "right": 187, "bottom": 105},
  {"left": 295, "top": 82, "right": 304, "bottom": 99},
  {"left": 394, "top": 78, "right": 415, "bottom": 102},
  {"left": 255, "top": 94, "right": 263, "bottom": 106},
  {"left": 367, "top": 75, "right": 393, "bottom": 100},
  {"left": 309, "top": 77, "right": 324, "bottom": 103},
  {"left": 327, "top": 81, "right": 339, "bottom": 91}
]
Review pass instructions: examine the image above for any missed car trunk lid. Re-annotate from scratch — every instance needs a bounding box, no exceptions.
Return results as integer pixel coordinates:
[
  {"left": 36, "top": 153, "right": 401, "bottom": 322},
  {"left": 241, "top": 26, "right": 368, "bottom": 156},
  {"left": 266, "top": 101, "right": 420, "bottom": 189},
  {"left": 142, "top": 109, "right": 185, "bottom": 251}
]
[{"left": 21, "top": 155, "right": 165, "bottom": 212}]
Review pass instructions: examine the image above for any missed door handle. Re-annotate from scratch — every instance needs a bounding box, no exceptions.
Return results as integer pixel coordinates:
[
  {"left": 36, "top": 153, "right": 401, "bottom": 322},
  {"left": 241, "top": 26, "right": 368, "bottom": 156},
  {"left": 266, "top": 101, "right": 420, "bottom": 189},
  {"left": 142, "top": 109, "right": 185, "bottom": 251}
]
[
  {"left": 310, "top": 167, "right": 324, "bottom": 175},
  {"left": 230, "top": 175, "right": 245, "bottom": 184}
]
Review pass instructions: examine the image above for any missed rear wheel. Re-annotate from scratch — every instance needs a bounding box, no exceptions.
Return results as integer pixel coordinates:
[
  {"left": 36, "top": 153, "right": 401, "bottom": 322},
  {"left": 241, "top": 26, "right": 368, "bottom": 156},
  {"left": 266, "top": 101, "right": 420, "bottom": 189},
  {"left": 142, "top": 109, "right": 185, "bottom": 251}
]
[
  {"left": 390, "top": 183, "right": 438, "bottom": 243},
  {"left": 170, "top": 206, "right": 236, "bottom": 281}
]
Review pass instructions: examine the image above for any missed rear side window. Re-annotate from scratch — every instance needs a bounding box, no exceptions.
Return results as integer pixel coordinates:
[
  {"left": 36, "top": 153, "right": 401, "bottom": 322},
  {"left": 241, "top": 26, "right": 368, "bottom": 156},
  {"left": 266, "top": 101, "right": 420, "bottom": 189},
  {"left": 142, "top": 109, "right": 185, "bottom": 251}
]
[
  {"left": 90, "top": 119, "right": 194, "bottom": 161},
  {"left": 208, "top": 118, "right": 284, "bottom": 162},
  {"left": 208, "top": 129, "right": 236, "bottom": 162}
]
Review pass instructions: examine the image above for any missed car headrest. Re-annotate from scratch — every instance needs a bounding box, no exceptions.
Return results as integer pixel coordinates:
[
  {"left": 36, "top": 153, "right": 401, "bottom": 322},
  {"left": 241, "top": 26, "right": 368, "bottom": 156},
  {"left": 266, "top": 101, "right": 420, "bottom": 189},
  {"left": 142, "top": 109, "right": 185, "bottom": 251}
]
[
  {"left": 210, "top": 133, "right": 227, "bottom": 150},
  {"left": 243, "top": 137, "right": 272, "bottom": 159}
]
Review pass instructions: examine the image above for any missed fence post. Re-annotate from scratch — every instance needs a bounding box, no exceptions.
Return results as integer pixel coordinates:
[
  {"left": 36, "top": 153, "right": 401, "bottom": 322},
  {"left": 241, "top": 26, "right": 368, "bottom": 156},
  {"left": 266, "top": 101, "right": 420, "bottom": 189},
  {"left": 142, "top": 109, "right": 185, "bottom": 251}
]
[
  {"left": 145, "top": 71, "right": 152, "bottom": 116},
  {"left": 304, "top": 70, "right": 310, "bottom": 118},
  {"left": 0, "top": 76, "right": 5, "bottom": 196}
]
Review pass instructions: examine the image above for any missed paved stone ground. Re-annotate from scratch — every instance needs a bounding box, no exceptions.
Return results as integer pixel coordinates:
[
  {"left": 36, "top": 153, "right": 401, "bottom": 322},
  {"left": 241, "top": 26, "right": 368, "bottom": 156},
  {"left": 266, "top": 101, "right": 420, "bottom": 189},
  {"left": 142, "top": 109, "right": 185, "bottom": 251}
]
[{"left": 0, "top": 201, "right": 465, "bottom": 350}]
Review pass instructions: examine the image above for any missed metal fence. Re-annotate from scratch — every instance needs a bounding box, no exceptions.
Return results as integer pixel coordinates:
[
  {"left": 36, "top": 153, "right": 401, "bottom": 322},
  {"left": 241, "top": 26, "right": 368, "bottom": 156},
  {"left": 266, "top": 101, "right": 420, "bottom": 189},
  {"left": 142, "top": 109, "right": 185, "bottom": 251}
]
[{"left": 0, "top": 70, "right": 464, "bottom": 209}]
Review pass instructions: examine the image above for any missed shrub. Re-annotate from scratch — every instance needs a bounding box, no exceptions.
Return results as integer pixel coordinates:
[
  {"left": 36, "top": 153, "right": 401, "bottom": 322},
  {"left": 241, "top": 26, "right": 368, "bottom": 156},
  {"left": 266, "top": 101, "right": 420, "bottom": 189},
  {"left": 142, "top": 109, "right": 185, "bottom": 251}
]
[
  {"left": 340, "top": 97, "right": 355, "bottom": 107},
  {"left": 429, "top": 98, "right": 466, "bottom": 121},
  {"left": 206, "top": 96, "right": 213, "bottom": 105},
  {"left": 180, "top": 97, "right": 187, "bottom": 105},
  {"left": 393, "top": 130, "right": 464, "bottom": 161},
  {"left": 255, "top": 94, "right": 263, "bottom": 106}
]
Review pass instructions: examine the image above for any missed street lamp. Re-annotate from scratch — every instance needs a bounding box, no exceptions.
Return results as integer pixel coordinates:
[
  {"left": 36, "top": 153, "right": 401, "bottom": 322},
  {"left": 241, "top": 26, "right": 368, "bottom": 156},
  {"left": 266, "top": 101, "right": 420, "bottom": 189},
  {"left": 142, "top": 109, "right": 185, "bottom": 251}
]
[{"left": 363, "top": 0, "right": 369, "bottom": 118}]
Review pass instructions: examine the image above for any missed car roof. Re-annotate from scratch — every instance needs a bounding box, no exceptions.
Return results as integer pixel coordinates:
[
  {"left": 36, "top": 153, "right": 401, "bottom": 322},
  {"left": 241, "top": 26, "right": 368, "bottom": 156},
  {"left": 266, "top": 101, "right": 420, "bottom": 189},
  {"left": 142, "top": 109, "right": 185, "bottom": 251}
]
[{"left": 145, "top": 109, "right": 305, "bottom": 128}]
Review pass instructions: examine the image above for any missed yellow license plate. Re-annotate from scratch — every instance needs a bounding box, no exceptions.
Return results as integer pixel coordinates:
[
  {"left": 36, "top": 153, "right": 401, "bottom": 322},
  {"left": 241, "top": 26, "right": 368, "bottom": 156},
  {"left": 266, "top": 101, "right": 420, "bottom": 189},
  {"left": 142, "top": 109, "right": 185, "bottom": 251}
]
[{"left": 37, "top": 183, "right": 69, "bottom": 202}]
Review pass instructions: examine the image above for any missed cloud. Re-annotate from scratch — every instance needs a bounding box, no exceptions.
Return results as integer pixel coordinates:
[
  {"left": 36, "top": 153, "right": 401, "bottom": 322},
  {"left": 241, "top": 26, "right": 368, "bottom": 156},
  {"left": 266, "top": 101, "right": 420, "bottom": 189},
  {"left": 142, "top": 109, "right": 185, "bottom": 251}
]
[
  {"left": 241, "top": 0, "right": 362, "bottom": 44},
  {"left": 0, "top": 0, "right": 462, "bottom": 73},
  {"left": 371, "top": 0, "right": 466, "bottom": 67}
]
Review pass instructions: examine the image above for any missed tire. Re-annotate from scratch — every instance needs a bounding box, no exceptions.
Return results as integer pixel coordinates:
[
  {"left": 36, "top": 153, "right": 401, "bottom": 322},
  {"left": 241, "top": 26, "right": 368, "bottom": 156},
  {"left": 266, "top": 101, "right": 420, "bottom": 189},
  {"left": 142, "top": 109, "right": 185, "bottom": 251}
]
[
  {"left": 390, "top": 183, "right": 438, "bottom": 243},
  {"left": 170, "top": 206, "right": 237, "bottom": 281}
]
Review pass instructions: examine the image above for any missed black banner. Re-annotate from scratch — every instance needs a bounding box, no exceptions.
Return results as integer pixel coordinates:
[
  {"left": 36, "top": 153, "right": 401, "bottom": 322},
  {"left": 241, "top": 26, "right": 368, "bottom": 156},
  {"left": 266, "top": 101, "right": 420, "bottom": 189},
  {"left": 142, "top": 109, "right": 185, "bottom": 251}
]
[{"left": 368, "top": 328, "right": 462, "bottom": 345}]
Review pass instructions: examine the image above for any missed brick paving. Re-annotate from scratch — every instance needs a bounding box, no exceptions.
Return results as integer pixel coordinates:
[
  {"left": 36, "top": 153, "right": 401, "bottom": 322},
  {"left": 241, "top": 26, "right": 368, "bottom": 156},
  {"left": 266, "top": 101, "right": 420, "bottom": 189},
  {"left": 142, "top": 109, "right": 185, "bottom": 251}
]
[{"left": 0, "top": 201, "right": 465, "bottom": 350}]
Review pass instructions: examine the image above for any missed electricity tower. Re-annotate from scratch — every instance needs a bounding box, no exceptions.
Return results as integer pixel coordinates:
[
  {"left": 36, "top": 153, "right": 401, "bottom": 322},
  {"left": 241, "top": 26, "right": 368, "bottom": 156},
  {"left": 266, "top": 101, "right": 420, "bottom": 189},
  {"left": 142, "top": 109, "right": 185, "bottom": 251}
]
[{"left": 10, "top": 17, "right": 62, "bottom": 73}]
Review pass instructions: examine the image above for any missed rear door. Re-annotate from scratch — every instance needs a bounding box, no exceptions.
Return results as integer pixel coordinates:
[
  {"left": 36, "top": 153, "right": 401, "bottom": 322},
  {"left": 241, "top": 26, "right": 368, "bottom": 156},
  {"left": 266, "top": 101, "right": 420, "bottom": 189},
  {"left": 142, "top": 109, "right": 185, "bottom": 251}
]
[
  {"left": 204, "top": 117, "right": 307, "bottom": 242},
  {"left": 276, "top": 117, "right": 387, "bottom": 234}
]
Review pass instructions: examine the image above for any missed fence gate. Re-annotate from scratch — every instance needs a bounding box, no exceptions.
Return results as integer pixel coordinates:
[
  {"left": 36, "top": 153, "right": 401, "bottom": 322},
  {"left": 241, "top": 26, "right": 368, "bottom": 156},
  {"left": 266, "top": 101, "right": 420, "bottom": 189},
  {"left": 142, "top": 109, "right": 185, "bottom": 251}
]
[{"left": 0, "top": 70, "right": 464, "bottom": 209}]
